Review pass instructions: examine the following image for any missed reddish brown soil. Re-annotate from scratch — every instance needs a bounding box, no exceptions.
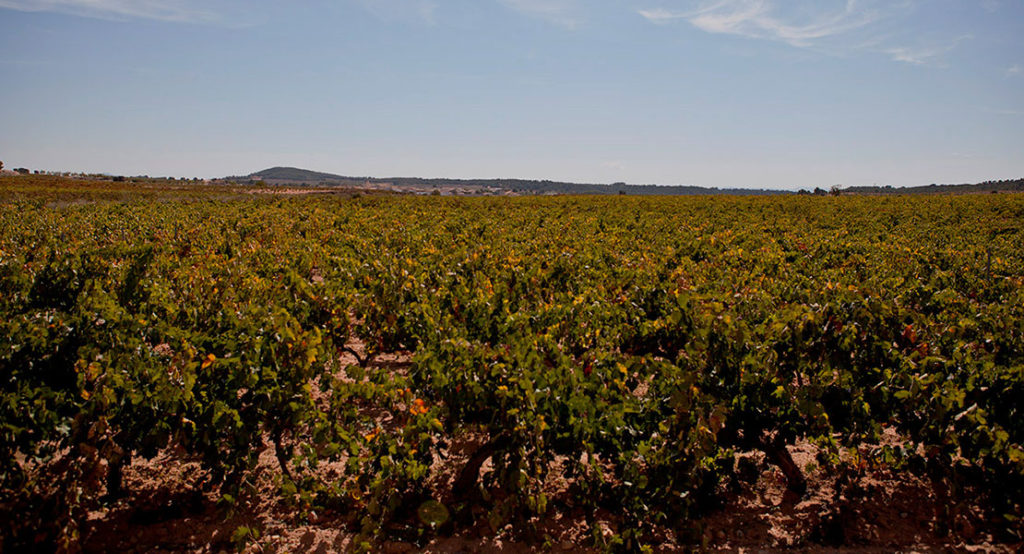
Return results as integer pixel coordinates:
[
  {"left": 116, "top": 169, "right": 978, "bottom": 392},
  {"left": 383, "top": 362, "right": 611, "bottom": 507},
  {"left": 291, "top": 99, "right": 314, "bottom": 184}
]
[
  {"left": 72, "top": 350, "right": 1021, "bottom": 552},
  {"left": 77, "top": 439, "right": 1017, "bottom": 553}
]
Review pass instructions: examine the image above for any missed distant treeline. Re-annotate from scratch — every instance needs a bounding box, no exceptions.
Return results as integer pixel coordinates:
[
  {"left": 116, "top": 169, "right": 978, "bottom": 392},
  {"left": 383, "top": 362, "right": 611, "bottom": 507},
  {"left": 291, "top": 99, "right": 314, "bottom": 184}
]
[
  {"left": 232, "top": 167, "right": 788, "bottom": 196},
  {"left": 840, "top": 178, "right": 1024, "bottom": 195},
  {"left": 225, "top": 167, "right": 1024, "bottom": 196}
]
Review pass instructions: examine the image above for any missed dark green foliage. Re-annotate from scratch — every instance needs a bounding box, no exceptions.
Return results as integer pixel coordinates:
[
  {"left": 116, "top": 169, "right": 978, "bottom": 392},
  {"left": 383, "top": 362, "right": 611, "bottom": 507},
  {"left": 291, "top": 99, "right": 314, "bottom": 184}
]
[{"left": 2, "top": 177, "right": 1023, "bottom": 550}]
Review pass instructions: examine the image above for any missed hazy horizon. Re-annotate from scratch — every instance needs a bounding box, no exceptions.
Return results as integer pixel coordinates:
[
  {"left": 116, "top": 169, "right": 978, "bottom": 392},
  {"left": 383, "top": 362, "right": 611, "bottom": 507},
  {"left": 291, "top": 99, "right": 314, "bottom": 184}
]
[{"left": 1, "top": 1, "right": 1022, "bottom": 189}]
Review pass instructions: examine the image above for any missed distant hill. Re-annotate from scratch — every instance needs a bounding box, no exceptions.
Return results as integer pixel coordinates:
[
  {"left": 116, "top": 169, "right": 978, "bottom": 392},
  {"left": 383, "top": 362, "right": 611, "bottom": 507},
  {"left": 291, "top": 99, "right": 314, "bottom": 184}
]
[
  {"left": 229, "top": 167, "right": 788, "bottom": 196},
  {"left": 251, "top": 167, "right": 350, "bottom": 182},
  {"left": 227, "top": 167, "right": 1024, "bottom": 196},
  {"left": 838, "top": 178, "right": 1024, "bottom": 195}
]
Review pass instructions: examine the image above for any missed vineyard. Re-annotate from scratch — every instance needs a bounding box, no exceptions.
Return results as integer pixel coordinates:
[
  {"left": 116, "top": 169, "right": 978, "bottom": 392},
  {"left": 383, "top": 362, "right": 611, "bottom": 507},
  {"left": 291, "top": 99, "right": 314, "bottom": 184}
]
[{"left": 2, "top": 175, "right": 1023, "bottom": 551}]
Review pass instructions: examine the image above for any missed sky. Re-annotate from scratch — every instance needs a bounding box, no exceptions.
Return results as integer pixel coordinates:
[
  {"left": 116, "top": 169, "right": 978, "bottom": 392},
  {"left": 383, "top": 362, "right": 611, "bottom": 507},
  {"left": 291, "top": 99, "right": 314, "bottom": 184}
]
[{"left": 0, "top": 0, "right": 1022, "bottom": 189}]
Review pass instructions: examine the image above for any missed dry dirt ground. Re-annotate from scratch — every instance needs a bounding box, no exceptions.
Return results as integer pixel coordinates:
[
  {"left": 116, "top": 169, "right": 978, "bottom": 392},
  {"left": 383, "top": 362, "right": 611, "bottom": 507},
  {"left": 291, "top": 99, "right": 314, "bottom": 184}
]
[
  {"left": 76, "top": 350, "right": 1021, "bottom": 552},
  {"left": 78, "top": 445, "right": 1018, "bottom": 553}
]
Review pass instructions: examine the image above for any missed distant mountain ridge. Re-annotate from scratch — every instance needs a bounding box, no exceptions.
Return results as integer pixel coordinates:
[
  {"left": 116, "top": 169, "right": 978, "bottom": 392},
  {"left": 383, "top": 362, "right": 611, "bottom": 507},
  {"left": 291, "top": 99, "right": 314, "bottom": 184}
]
[
  {"left": 837, "top": 179, "right": 1024, "bottom": 195},
  {"left": 232, "top": 167, "right": 787, "bottom": 196},
  {"left": 226, "top": 167, "right": 1024, "bottom": 196}
]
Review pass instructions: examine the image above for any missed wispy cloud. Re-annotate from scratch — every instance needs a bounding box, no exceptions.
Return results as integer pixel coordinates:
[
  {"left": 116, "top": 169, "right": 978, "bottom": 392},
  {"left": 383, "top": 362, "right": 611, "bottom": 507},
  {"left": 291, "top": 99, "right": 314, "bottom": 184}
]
[
  {"left": 0, "top": 0, "right": 223, "bottom": 23},
  {"left": 883, "top": 46, "right": 931, "bottom": 65},
  {"left": 1007, "top": 64, "right": 1022, "bottom": 77},
  {"left": 638, "top": 1, "right": 976, "bottom": 67},
  {"left": 499, "top": 0, "right": 581, "bottom": 29},
  {"left": 639, "top": 1, "right": 880, "bottom": 47},
  {"left": 883, "top": 35, "right": 971, "bottom": 66}
]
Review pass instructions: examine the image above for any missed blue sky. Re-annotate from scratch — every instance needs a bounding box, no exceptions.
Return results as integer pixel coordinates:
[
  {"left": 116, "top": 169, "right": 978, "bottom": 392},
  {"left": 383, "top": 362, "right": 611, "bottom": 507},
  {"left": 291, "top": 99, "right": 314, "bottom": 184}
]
[{"left": 0, "top": 0, "right": 1021, "bottom": 189}]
